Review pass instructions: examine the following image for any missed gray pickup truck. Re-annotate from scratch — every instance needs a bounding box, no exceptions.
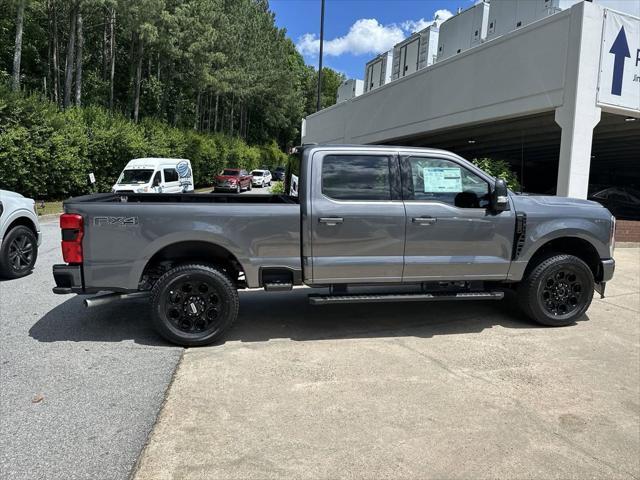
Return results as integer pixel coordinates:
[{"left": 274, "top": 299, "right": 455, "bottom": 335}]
[{"left": 53, "top": 145, "right": 615, "bottom": 346}]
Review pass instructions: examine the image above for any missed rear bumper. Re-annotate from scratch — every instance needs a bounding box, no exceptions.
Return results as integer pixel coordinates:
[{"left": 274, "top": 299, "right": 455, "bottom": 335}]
[{"left": 52, "top": 264, "right": 84, "bottom": 294}]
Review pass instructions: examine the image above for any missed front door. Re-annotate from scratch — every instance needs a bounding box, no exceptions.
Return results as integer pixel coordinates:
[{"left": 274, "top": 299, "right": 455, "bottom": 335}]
[
  {"left": 401, "top": 154, "right": 515, "bottom": 281},
  {"left": 310, "top": 152, "right": 405, "bottom": 283}
]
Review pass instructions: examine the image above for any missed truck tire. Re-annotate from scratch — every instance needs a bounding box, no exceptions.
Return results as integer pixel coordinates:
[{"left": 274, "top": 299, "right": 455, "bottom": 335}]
[
  {"left": 150, "top": 264, "right": 239, "bottom": 346},
  {"left": 517, "top": 254, "right": 594, "bottom": 327},
  {"left": 0, "top": 225, "right": 38, "bottom": 279}
]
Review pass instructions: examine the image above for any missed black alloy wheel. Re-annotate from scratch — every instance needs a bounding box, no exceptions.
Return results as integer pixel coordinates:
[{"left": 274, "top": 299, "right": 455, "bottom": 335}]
[
  {"left": 0, "top": 226, "right": 38, "bottom": 279},
  {"left": 539, "top": 267, "right": 585, "bottom": 317},
  {"left": 518, "top": 254, "right": 594, "bottom": 327},
  {"left": 151, "top": 264, "right": 239, "bottom": 346}
]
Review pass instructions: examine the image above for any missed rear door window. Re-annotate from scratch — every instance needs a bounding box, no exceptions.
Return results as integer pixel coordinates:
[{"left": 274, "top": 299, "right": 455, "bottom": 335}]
[
  {"left": 163, "top": 168, "right": 179, "bottom": 183},
  {"left": 321, "top": 155, "right": 392, "bottom": 201}
]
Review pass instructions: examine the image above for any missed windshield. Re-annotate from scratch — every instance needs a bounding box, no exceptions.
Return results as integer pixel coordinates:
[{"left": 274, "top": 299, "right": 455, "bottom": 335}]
[
  {"left": 118, "top": 169, "right": 154, "bottom": 184},
  {"left": 221, "top": 169, "right": 240, "bottom": 176},
  {"left": 251, "top": 171, "right": 263, "bottom": 176}
]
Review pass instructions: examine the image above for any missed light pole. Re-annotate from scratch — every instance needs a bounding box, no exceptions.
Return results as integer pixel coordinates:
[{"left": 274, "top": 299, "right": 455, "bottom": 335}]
[{"left": 316, "top": 0, "right": 325, "bottom": 112}]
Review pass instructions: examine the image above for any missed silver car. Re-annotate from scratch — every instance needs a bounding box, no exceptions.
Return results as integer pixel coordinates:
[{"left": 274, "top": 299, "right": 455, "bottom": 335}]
[
  {"left": 0, "top": 190, "right": 41, "bottom": 279},
  {"left": 251, "top": 169, "right": 272, "bottom": 188}
]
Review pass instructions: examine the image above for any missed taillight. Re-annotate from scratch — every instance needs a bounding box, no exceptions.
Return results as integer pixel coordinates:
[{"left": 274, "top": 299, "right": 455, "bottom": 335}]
[{"left": 60, "top": 213, "right": 84, "bottom": 264}]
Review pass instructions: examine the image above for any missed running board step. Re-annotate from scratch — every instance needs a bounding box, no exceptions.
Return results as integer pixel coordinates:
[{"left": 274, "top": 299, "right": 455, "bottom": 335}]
[{"left": 308, "top": 291, "right": 504, "bottom": 305}]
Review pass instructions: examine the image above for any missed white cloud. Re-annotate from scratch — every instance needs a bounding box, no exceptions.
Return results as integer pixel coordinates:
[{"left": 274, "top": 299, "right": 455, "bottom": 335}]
[
  {"left": 297, "top": 10, "right": 454, "bottom": 58},
  {"left": 402, "top": 9, "right": 454, "bottom": 32},
  {"left": 296, "top": 18, "right": 405, "bottom": 57}
]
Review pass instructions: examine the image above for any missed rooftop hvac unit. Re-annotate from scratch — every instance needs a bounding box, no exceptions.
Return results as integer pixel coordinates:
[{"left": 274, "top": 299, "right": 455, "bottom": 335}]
[
  {"left": 392, "top": 24, "right": 439, "bottom": 80},
  {"left": 336, "top": 79, "right": 364, "bottom": 103},
  {"left": 363, "top": 51, "right": 393, "bottom": 93},
  {"left": 436, "top": 1, "right": 490, "bottom": 62},
  {"left": 486, "top": 0, "right": 580, "bottom": 41}
]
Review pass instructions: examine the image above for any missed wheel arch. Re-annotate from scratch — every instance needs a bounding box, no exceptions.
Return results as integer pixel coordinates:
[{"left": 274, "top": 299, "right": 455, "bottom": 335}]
[
  {"left": 3, "top": 215, "right": 38, "bottom": 239},
  {"left": 138, "top": 240, "right": 246, "bottom": 289},
  {"left": 524, "top": 236, "right": 603, "bottom": 281}
]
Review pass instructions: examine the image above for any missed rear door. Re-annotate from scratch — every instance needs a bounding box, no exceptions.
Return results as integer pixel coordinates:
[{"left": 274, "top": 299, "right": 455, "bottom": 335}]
[
  {"left": 401, "top": 154, "right": 515, "bottom": 280},
  {"left": 310, "top": 150, "right": 405, "bottom": 283}
]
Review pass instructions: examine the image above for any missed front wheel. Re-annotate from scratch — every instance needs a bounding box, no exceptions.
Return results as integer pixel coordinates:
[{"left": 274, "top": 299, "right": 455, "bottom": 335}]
[
  {"left": 517, "top": 254, "right": 594, "bottom": 327},
  {"left": 150, "top": 264, "right": 239, "bottom": 346},
  {"left": 0, "top": 225, "right": 38, "bottom": 279}
]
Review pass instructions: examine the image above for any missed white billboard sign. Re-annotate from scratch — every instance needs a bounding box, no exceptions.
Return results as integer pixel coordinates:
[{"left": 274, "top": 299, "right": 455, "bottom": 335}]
[{"left": 598, "top": 10, "right": 640, "bottom": 112}]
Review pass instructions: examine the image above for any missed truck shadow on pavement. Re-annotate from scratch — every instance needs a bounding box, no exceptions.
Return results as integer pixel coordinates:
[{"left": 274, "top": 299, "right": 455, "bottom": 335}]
[
  {"left": 30, "top": 288, "right": 557, "bottom": 346},
  {"left": 29, "top": 295, "right": 169, "bottom": 347}
]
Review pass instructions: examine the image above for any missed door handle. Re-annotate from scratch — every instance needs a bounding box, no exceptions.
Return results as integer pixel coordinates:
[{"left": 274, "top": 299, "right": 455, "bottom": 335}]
[
  {"left": 319, "top": 217, "right": 344, "bottom": 225},
  {"left": 412, "top": 216, "right": 437, "bottom": 225}
]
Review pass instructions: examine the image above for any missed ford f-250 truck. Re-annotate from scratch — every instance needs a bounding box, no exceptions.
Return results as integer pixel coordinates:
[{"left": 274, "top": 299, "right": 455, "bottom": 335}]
[{"left": 52, "top": 145, "right": 616, "bottom": 346}]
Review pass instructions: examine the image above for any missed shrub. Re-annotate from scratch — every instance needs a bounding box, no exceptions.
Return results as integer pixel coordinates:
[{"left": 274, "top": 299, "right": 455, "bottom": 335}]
[
  {"left": 0, "top": 84, "right": 290, "bottom": 199},
  {"left": 472, "top": 157, "right": 521, "bottom": 191}
]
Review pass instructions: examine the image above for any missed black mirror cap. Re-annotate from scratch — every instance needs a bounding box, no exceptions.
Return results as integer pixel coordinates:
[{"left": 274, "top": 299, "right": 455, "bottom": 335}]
[{"left": 492, "top": 178, "right": 510, "bottom": 211}]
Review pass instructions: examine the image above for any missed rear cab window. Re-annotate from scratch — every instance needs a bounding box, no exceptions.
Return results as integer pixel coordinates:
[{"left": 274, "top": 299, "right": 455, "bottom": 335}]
[{"left": 321, "top": 155, "right": 392, "bottom": 201}]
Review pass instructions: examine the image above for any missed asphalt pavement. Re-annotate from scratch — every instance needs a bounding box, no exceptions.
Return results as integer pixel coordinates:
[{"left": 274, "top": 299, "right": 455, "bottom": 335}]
[{"left": 0, "top": 218, "right": 182, "bottom": 480}]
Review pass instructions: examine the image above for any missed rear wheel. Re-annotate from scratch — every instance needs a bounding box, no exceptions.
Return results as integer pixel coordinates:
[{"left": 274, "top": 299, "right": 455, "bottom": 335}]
[
  {"left": 150, "top": 264, "right": 239, "bottom": 346},
  {"left": 518, "top": 254, "right": 593, "bottom": 326},
  {"left": 0, "top": 225, "right": 38, "bottom": 279}
]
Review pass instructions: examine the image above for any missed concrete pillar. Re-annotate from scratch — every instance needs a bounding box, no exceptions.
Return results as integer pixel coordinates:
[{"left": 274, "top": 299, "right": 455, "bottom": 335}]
[
  {"left": 554, "top": 2, "right": 604, "bottom": 198},
  {"left": 555, "top": 104, "right": 601, "bottom": 198}
]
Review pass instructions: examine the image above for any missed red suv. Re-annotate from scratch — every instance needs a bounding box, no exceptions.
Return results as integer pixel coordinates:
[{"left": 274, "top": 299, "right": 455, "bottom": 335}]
[{"left": 214, "top": 169, "right": 253, "bottom": 193}]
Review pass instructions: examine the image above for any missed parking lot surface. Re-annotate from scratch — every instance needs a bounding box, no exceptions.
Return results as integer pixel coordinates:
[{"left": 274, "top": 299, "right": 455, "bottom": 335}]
[
  {"left": 0, "top": 218, "right": 182, "bottom": 480},
  {"left": 135, "top": 249, "right": 640, "bottom": 480}
]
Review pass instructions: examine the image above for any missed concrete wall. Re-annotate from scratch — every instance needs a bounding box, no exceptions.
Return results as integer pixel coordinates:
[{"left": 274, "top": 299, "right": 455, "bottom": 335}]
[{"left": 303, "top": 7, "right": 573, "bottom": 145}]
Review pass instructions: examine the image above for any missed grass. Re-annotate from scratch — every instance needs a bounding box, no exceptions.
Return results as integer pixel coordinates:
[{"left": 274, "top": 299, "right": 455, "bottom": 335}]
[{"left": 35, "top": 200, "right": 64, "bottom": 217}]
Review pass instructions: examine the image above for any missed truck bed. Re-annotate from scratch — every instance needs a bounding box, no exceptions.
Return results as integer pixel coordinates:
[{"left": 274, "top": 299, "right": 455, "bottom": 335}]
[
  {"left": 68, "top": 192, "right": 299, "bottom": 205},
  {"left": 63, "top": 192, "right": 302, "bottom": 291}
]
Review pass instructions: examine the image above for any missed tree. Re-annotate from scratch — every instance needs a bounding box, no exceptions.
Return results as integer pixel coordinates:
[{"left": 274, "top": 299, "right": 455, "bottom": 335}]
[
  {"left": 47, "top": 0, "right": 60, "bottom": 104},
  {"left": 11, "top": 0, "right": 26, "bottom": 91},
  {"left": 63, "top": 1, "right": 77, "bottom": 108},
  {"left": 74, "top": 9, "right": 82, "bottom": 105}
]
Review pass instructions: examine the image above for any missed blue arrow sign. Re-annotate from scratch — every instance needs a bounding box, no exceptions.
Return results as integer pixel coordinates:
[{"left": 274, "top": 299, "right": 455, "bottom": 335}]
[{"left": 609, "top": 26, "right": 630, "bottom": 96}]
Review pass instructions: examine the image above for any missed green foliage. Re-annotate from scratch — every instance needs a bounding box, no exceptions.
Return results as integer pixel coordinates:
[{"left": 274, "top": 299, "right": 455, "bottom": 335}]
[
  {"left": 270, "top": 181, "right": 285, "bottom": 194},
  {"left": 0, "top": 0, "right": 343, "bottom": 148},
  {"left": 472, "top": 157, "right": 521, "bottom": 191},
  {"left": 0, "top": 84, "right": 292, "bottom": 198}
]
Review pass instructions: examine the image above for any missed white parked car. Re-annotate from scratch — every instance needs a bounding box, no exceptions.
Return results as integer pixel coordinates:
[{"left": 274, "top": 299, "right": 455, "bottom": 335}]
[
  {"left": 0, "top": 190, "right": 41, "bottom": 279},
  {"left": 251, "top": 169, "right": 272, "bottom": 188},
  {"left": 112, "top": 158, "right": 194, "bottom": 194}
]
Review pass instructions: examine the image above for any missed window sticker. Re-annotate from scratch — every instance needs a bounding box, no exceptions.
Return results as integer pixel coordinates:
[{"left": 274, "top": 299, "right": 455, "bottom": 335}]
[{"left": 423, "top": 167, "right": 462, "bottom": 193}]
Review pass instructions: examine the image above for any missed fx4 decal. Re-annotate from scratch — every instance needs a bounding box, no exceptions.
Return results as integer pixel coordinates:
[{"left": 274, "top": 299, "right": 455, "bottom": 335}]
[{"left": 93, "top": 216, "right": 139, "bottom": 226}]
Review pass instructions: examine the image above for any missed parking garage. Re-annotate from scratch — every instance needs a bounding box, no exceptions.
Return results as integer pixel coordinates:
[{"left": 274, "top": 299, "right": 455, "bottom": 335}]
[{"left": 302, "top": 2, "right": 640, "bottom": 235}]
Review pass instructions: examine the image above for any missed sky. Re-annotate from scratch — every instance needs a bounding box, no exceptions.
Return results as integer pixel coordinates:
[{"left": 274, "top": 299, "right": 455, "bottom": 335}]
[
  {"left": 270, "top": 0, "right": 640, "bottom": 79},
  {"left": 270, "top": 0, "right": 474, "bottom": 78}
]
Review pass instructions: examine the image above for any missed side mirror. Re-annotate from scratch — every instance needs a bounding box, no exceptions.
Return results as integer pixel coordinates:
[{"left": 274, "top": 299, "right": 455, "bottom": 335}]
[{"left": 492, "top": 178, "right": 509, "bottom": 212}]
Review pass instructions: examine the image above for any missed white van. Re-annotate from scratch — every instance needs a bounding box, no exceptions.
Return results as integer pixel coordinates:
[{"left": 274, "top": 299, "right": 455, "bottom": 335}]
[{"left": 112, "top": 158, "right": 194, "bottom": 194}]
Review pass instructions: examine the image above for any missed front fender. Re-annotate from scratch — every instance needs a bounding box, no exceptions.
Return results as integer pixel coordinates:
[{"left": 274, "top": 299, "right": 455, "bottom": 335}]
[
  {"left": 522, "top": 218, "right": 610, "bottom": 262},
  {"left": 507, "top": 216, "right": 611, "bottom": 281}
]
